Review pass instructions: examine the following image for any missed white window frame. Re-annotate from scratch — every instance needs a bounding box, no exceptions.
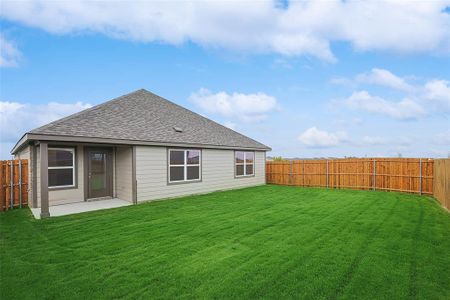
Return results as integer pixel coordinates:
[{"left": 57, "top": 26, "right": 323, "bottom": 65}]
[
  {"left": 235, "top": 151, "right": 255, "bottom": 177},
  {"left": 168, "top": 149, "right": 201, "bottom": 183},
  {"left": 48, "top": 147, "right": 76, "bottom": 189}
]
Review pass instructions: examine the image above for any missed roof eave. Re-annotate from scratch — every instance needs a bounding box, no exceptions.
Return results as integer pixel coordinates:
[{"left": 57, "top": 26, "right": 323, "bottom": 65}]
[
  {"left": 18, "top": 133, "right": 271, "bottom": 151},
  {"left": 10, "top": 133, "right": 30, "bottom": 155}
]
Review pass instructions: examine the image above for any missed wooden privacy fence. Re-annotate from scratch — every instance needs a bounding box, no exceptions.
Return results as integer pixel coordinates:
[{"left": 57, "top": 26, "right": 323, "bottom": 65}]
[
  {"left": 433, "top": 159, "right": 450, "bottom": 211},
  {"left": 266, "top": 158, "right": 434, "bottom": 195},
  {"left": 0, "top": 159, "right": 29, "bottom": 211}
]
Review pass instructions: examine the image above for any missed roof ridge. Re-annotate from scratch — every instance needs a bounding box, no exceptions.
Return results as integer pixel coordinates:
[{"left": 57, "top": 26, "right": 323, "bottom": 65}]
[
  {"left": 139, "top": 90, "right": 270, "bottom": 149},
  {"left": 29, "top": 89, "right": 147, "bottom": 134}
]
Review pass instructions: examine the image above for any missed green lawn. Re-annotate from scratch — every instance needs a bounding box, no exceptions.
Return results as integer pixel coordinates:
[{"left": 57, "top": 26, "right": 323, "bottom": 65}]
[{"left": 1, "top": 185, "right": 449, "bottom": 299}]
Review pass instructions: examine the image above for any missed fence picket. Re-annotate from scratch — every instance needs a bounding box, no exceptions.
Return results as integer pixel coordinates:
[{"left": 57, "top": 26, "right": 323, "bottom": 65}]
[
  {"left": 433, "top": 159, "right": 450, "bottom": 211},
  {"left": 266, "top": 158, "right": 434, "bottom": 195},
  {"left": 0, "top": 159, "right": 29, "bottom": 210}
]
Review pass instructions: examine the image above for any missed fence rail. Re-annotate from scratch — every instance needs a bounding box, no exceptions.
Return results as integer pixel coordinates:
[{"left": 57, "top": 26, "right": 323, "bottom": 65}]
[
  {"left": 0, "top": 159, "right": 29, "bottom": 211},
  {"left": 266, "top": 158, "right": 434, "bottom": 195}
]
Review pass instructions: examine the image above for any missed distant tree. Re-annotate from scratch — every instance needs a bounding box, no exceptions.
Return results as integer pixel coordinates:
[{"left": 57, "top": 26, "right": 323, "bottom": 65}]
[{"left": 272, "top": 156, "right": 284, "bottom": 161}]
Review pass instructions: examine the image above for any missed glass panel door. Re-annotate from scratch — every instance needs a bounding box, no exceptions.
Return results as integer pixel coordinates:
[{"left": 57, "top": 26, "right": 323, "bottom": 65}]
[{"left": 87, "top": 148, "right": 112, "bottom": 199}]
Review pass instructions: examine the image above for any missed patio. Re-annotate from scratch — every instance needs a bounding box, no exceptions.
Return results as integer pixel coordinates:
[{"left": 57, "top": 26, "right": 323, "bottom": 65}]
[{"left": 29, "top": 198, "right": 131, "bottom": 219}]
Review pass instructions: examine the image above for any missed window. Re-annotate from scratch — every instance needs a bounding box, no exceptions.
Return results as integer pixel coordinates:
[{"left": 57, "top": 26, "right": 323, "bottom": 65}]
[
  {"left": 235, "top": 151, "right": 254, "bottom": 177},
  {"left": 48, "top": 148, "right": 75, "bottom": 188},
  {"left": 168, "top": 149, "right": 201, "bottom": 183}
]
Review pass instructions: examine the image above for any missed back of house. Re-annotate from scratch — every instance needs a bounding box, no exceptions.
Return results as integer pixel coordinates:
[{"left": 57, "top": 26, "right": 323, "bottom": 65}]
[{"left": 12, "top": 89, "right": 270, "bottom": 217}]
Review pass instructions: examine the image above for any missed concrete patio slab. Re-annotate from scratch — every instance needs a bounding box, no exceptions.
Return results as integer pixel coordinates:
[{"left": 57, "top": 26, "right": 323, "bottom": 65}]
[{"left": 30, "top": 198, "right": 132, "bottom": 219}]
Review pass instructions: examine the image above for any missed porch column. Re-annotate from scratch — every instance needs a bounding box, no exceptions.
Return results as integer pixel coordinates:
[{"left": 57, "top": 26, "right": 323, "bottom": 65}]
[
  {"left": 31, "top": 144, "right": 38, "bottom": 208},
  {"left": 40, "top": 141, "right": 50, "bottom": 218},
  {"left": 132, "top": 146, "right": 137, "bottom": 204}
]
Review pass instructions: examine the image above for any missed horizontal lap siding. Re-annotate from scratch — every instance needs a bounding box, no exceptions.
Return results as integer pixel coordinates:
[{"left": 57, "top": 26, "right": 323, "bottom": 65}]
[
  {"left": 36, "top": 145, "right": 85, "bottom": 207},
  {"left": 115, "top": 146, "right": 133, "bottom": 202},
  {"left": 136, "top": 146, "right": 265, "bottom": 202}
]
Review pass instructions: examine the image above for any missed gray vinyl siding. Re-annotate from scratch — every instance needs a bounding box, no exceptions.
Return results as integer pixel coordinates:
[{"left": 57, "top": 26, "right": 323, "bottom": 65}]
[
  {"left": 36, "top": 145, "right": 84, "bottom": 207},
  {"left": 135, "top": 146, "right": 266, "bottom": 202},
  {"left": 14, "top": 145, "right": 30, "bottom": 160},
  {"left": 115, "top": 146, "right": 133, "bottom": 202}
]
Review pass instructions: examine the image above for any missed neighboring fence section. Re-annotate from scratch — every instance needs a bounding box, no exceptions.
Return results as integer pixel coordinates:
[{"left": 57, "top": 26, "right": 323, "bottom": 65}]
[
  {"left": 433, "top": 159, "right": 450, "bottom": 211},
  {"left": 266, "top": 158, "right": 434, "bottom": 195},
  {"left": 0, "top": 159, "right": 29, "bottom": 211}
]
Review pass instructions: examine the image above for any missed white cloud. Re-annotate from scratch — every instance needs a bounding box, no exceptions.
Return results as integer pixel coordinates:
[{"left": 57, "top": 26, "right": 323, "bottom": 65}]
[
  {"left": 362, "top": 136, "right": 387, "bottom": 145},
  {"left": 189, "top": 88, "right": 278, "bottom": 122},
  {"left": 331, "top": 68, "right": 415, "bottom": 92},
  {"left": 0, "top": 100, "right": 91, "bottom": 157},
  {"left": 0, "top": 34, "right": 21, "bottom": 67},
  {"left": 356, "top": 68, "right": 414, "bottom": 92},
  {"left": 344, "top": 91, "right": 425, "bottom": 119},
  {"left": 298, "top": 127, "right": 348, "bottom": 148},
  {"left": 433, "top": 130, "right": 450, "bottom": 145},
  {"left": 424, "top": 79, "right": 450, "bottom": 110},
  {"left": 331, "top": 68, "right": 450, "bottom": 117},
  {"left": 1, "top": 1, "right": 450, "bottom": 61}
]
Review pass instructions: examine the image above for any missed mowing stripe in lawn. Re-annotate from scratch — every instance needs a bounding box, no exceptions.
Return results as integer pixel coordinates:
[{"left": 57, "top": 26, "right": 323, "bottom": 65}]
[{"left": 1, "top": 185, "right": 449, "bottom": 300}]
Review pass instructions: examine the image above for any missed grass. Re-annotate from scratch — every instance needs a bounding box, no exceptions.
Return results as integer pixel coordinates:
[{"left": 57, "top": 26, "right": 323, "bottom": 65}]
[{"left": 1, "top": 185, "right": 450, "bottom": 299}]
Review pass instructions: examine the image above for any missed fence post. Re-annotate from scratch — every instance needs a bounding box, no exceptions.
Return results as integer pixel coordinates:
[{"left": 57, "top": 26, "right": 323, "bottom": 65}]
[
  {"left": 19, "top": 160, "right": 22, "bottom": 208},
  {"left": 373, "top": 159, "right": 376, "bottom": 191},
  {"left": 289, "top": 160, "right": 293, "bottom": 185},
  {"left": 10, "top": 160, "right": 13, "bottom": 209},
  {"left": 419, "top": 158, "right": 422, "bottom": 195},
  {"left": 326, "top": 160, "right": 329, "bottom": 188}
]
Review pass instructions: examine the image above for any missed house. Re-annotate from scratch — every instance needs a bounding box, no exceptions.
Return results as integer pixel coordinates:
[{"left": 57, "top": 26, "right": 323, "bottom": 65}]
[{"left": 12, "top": 89, "right": 271, "bottom": 217}]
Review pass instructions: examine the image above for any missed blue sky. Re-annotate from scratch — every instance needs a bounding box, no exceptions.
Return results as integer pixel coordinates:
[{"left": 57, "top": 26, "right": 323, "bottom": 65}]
[{"left": 1, "top": 0, "right": 449, "bottom": 159}]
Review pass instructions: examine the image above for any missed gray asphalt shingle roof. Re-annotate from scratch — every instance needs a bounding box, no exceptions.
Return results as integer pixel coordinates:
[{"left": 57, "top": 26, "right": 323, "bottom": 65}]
[{"left": 28, "top": 89, "right": 270, "bottom": 150}]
